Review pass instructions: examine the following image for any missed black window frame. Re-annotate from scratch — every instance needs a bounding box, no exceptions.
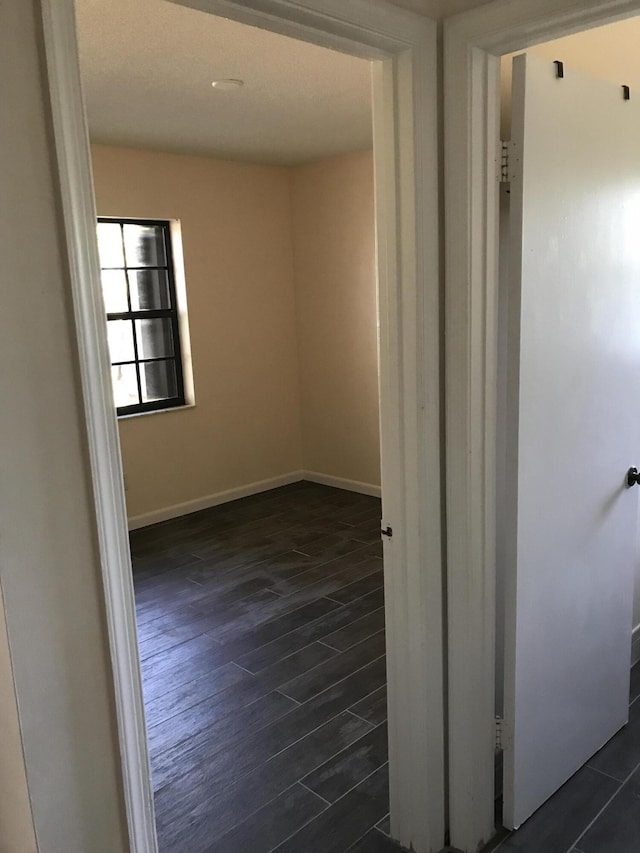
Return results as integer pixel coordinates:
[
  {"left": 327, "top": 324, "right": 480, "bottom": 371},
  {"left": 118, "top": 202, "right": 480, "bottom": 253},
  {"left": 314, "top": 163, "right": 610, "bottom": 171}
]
[{"left": 98, "top": 217, "right": 186, "bottom": 417}]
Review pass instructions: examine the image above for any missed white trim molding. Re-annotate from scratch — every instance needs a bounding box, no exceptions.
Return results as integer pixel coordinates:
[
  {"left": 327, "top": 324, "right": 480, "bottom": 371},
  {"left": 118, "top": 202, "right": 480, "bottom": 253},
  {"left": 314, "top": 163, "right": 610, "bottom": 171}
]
[
  {"left": 40, "top": 3, "right": 158, "bottom": 852},
  {"left": 41, "top": 1, "right": 445, "bottom": 852},
  {"left": 128, "top": 472, "right": 380, "bottom": 531},
  {"left": 632, "top": 624, "right": 640, "bottom": 668},
  {"left": 127, "top": 472, "right": 305, "bottom": 529},
  {"left": 444, "top": 1, "right": 640, "bottom": 850},
  {"left": 303, "top": 471, "right": 382, "bottom": 498}
]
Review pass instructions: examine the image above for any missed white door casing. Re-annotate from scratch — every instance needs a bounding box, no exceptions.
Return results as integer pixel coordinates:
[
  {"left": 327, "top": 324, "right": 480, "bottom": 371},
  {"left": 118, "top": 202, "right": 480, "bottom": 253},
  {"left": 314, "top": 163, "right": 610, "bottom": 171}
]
[
  {"left": 40, "top": 1, "right": 444, "bottom": 852},
  {"left": 503, "top": 52, "right": 639, "bottom": 830},
  {"left": 445, "top": 1, "right": 640, "bottom": 850}
]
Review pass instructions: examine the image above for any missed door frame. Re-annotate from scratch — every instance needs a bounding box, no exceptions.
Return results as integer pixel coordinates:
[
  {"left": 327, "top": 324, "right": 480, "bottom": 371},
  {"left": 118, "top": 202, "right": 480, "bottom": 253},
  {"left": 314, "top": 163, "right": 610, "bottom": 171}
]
[
  {"left": 444, "top": 0, "right": 640, "bottom": 850},
  {"left": 40, "top": 1, "right": 444, "bottom": 851}
]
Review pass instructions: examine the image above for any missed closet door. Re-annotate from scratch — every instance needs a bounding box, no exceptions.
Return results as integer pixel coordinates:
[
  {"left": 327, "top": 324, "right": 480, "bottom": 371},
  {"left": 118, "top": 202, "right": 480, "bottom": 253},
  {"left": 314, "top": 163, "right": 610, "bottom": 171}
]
[{"left": 503, "top": 53, "right": 640, "bottom": 830}]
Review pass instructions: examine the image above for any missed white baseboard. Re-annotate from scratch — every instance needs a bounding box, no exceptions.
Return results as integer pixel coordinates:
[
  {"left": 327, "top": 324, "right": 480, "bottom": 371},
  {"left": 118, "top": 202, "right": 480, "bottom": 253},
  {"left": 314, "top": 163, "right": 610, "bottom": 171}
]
[
  {"left": 632, "top": 624, "right": 640, "bottom": 667},
  {"left": 127, "top": 471, "right": 304, "bottom": 530},
  {"left": 302, "top": 470, "right": 381, "bottom": 498},
  {"left": 127, "top": 469, "right": 382, "bottom": 529}
]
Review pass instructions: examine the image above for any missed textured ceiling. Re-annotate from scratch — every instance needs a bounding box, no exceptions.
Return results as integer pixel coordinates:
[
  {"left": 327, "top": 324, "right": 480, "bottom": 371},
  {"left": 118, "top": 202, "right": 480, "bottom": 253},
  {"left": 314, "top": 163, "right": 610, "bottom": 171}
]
[
  {"left": 75, "top": 0, "right": 373, "bottom": 165},
  {"left": 501, "top": 17, "right": 640, "bottom": 137}
]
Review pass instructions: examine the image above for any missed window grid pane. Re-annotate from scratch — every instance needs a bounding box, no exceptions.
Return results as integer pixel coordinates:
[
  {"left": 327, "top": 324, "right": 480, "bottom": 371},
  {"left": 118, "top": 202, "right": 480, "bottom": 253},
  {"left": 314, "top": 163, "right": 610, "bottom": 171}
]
[{"left": 98, "top": 218, "right": 185, "bottom": 415}]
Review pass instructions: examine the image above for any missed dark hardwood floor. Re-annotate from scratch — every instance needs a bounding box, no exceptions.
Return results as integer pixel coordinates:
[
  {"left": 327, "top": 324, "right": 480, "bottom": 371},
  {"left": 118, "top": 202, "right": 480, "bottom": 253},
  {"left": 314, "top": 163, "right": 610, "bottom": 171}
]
[{"left": 130, "top": 481, "right": 402, "bottom": 853}]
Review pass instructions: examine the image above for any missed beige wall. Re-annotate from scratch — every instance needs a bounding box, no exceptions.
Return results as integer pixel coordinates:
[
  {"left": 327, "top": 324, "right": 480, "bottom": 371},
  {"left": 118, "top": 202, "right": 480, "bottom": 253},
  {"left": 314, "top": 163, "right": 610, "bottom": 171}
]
[
  {"left": 292, "top": 151, "right": 380, "bottom": 487},
  {"left": 91, "top": 146, "right": 380, "bottom": 522},
  {"left": 91, "top": 145, "right": 304, "bottom": 521},
  {"left": 1, "top": 3, "right": 128, "bottom": 851},
  {"left": 0, "top": 588, "right": 36, "bottom": 853}
]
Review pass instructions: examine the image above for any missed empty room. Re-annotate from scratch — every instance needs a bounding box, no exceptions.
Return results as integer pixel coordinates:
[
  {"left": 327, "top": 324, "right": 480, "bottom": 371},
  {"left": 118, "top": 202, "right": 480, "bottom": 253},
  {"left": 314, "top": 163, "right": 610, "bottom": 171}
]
[{"left": 76, "top": 1, "right": 393, "bottom": 850}]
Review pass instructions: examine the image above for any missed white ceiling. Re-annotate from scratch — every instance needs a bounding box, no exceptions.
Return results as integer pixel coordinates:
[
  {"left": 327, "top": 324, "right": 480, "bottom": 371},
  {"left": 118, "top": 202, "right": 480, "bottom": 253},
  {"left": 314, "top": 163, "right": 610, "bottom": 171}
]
[
  {"left": 75, "top": 0, "right": 373, "bottom": 166},
  {"left": 501, "top": 17, "right": 640, "bottom": 137}
]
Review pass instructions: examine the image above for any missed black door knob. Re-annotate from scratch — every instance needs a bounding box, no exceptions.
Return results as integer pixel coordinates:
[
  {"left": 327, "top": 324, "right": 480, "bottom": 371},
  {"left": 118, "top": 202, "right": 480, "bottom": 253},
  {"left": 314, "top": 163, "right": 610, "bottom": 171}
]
[{"left": 627, "top": 467, "right": 640, "bottom": 487}]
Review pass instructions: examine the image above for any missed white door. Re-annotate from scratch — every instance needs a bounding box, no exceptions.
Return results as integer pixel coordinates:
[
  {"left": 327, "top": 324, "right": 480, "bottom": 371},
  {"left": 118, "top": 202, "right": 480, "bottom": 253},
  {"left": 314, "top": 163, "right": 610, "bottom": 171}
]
[{"left": 503, "top": 53, "right": 640, "bottom": 830}]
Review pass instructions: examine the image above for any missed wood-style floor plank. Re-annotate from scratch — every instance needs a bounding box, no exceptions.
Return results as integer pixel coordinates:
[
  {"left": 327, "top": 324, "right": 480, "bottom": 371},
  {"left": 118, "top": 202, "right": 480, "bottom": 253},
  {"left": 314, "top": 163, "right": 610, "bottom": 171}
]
[
  {"left": 235, "top": 589, "right": 384, "bottom": 674},
  {"left": 157, "top": 711, "right": 373, "bottom": 850},
  {"left": 302, "top": 722, "right": 389, "bottom": 803},
  {"left": 272, "top": 763, "right": 390, "bottom": 853},
  {"left": 130, "top": 481, "right": 403, "bottom": 853}
]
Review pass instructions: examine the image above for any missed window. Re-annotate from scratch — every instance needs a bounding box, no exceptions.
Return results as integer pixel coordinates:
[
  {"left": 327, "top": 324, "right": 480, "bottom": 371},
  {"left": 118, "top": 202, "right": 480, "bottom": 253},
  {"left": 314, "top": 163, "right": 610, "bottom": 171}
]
[{"left": 97, "top": 218, "right": 186, "bottom": 416}]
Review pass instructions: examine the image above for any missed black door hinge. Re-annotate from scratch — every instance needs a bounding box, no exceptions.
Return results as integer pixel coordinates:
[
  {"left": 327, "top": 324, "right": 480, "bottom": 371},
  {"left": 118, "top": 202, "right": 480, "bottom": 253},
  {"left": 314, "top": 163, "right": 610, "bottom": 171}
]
[{"left": 381, "top": 525, "right": 393, "bottom": 538}]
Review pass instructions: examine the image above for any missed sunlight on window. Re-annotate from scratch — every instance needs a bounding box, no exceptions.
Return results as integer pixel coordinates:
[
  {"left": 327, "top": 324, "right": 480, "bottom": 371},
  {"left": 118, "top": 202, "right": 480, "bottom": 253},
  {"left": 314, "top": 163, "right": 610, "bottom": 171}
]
[
  {"left": 111, "top": 364, "right": 139, "bottom": 409},
  {"left": 97, "top": 221, "right": 124, "bottom": 268}
]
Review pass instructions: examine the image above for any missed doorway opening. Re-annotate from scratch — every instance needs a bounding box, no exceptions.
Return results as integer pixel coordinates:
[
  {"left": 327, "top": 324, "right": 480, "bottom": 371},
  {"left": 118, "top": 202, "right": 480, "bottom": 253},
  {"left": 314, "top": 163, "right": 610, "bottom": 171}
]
[
  {"left": 445, "top": 6, "right": 640, "bottom": 853},
  {"left": 77, "top": 2, "right": 391, "bottom": 849},
  {"left": 490, "top": 19, "right": 640, "bottom": 850},
  {"left": 44, "top": 0, "right": 443, "bottom": 850}
]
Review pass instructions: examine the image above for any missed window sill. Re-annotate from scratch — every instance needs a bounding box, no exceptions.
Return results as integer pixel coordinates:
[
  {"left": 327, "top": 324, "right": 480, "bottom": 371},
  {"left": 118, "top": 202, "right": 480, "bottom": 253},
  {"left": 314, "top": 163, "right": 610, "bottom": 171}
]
[{"left": 117, "top": 403, "right": 195, "bottom": 421}]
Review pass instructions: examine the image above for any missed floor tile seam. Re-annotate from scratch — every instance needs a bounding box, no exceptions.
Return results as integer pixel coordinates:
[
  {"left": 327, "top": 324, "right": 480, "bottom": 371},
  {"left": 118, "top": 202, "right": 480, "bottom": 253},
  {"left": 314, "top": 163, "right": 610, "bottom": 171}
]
[
  {"left": 298, "top": 728, "right": 387, "bottom": 799},
  {"left": 344, "top": 824, "right": 386, "bottom": 853},
  {"left": 148, "top": 688, "right": 301, "bottom": 763},
  {"left": 232, "top": 587, "right": 384, "bottom": 666},
  {"left": 298, "top": 780, "right": 332, "bottom": 807},
  {"left": 167, "top": 672, "right": 384, "bottom": 798},
  {"left": 192, "top": 593, "right": 288, "bottom": 636},
  {"left": 200, "top": 551, "right": 379, "bottom": 624},
  {"left": 230, "top": 604, "right": 352, "bottom": 670},
  {"left": 344, "top": 828, "right": 374, "bottom": 852},
  {"left": 324, "top": 569, "right": 385, "bottom": 600},
  {"left": 210, "top": 779, "right": 330, "bottom": 847},
  {"left": 189, "top": 585, "right": 284, "bottom": 616},
  {"left": 226, "top": 707, "right": 369, "bottom": 782},
  {"left": 320, "top": 607, "right": 387, "bottom": 644},
  {"left": 346, "top": 709, "right": 378, "bottom": 729},
  {"left": 144, "top": 671, "right": 259, "bottom": 735},
  {"left": 142, "top": 653, "right": 239, "bottom": 697},
  {"left": 278, "top": 638, "right": 386, "bottom": 702},
  {"left": 134, "top": 555, "right": 207, "bottom": 588},
  {"left": 138, "top": 629, "right": 215, "bottom": 664},
  {"left": 321, "top": 622, "right": 388, "bottom": 656},
  {"left": 136, "top": 599, "right": 198, "bottom": 626},
  {"left": 170, "top": 708, "right": 372, "bottom": 839},
  {"left": 316, "top": 638, "right": 341, "bottom": 652},
  {"left": 191, "top": 526, "right": 368, "bottom": 568},
  {"left": 206, "top": 594, "right": 349, "bottom": 645},
  {"left": 284, "top": 653, "right": 387, "bottom": 706},
  {"left": 266, "top": 548, "right": 378, "bottom": 596},
  {"left": 288, "top": 538, "right": 374, "bottom": 564},
  {"left": 348, "top": 684, "right": 385, "bottom": 709},
  {"left": 568, "top": 761, "right": 640, "bottom": 851},
  {"left": 268, "top": 761, "right": 390, "bottom": 853},
  {"left": 298, "top": 717, "right": 384, "bottom": 790},
  {"left": 630, "top": 692, "right": 640, "bottom": 707},
  {"left": 136, "top": 604, "right": 219, "bottom": 637},
  {"left": 274, "top": 688, "right": 301, "bottom": 704},
  {"left": 145, "top": 629, "right": 384, "bottom": 707},
  {"left": 263, "top": 549, "right": 367, "bottom": 583},
  {"left": 584, "top": 763, "right": 626, "bottom": 784},
  {"left": 191, "top": 534, "right": 372, "bottom": 582},
  {"left": 239, "top": 638, "right": 342, "bottom": 687},
  {"left": 375, "top": 814, "right": 391, "bottom": 835},
  {"left": 129, "top": 537, "right": 200, "bottom": 564}
]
